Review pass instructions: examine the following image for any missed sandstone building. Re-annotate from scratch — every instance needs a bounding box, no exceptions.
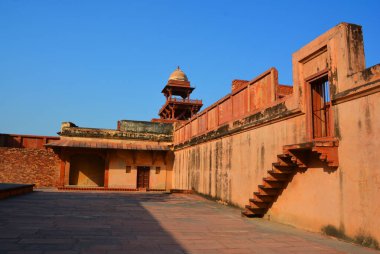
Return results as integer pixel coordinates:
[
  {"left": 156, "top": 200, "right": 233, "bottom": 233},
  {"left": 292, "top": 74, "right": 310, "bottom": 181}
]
[{"left": 1, "top": 23, "right": 379, "bottom": 244}]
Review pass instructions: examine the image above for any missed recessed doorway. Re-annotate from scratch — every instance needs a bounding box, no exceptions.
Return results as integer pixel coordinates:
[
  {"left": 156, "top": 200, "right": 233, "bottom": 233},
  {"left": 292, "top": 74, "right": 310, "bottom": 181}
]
[
  {"left": 137, "top": 166, "right": 150, "bottom": 189},
  {"left": 69, "top": 154, "right": 105, "bottom": 186}
]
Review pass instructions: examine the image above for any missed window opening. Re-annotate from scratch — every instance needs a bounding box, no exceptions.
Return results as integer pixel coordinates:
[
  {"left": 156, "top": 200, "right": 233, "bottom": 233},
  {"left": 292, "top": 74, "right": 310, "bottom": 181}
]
[{"left": 311, "top": 76, "right": 331, "bottom": 139}]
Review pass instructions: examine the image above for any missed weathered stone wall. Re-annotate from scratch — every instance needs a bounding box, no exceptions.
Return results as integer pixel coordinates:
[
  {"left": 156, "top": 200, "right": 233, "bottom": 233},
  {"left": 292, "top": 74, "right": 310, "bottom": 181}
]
[
  {"left": 0, "top": 134, "right": 59, "bottom": 149},
  {"left": 118, "top": 120, "right": 173, "bottom": 135},
  {"left": 172, "top": 23, "right": 380, "bottom": 244},
  {"left": 60, "top": 126, "right": 173, "bottom": 142},
  {"left": 173, "top": 114, "right": 306, "bottom": 206},
  {"left": 108, "top": 150, "right": 173, "bottom": 190},
  {"left": 173, "top": 91, "right": 380, "bottom": 242},
  {"left": 268, "top": 91, "right": 380, "bottom": 243},
  {"left": 0, "top": 147, "right": 60, "bottom": 187}
]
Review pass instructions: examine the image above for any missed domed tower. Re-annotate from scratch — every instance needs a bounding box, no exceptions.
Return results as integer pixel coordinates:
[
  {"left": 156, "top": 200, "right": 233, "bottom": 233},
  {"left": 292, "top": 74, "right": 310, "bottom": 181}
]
[{"left": 157, "top": 67, "right": 203, "bottom": 121}]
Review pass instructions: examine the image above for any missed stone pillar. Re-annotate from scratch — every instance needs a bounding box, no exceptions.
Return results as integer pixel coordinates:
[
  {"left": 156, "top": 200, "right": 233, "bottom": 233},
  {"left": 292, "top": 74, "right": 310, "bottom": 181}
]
[
  {"left": 59, "top": 159, "right": 66, "bottom": 187},
  {"left": 104, "top": 154, "right": 109, "bottom": 188}
]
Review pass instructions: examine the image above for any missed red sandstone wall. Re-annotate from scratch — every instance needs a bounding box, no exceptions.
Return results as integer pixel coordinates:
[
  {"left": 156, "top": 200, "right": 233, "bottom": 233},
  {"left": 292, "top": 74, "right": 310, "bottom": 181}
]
[
  {"left": 0, "top": 147, "right": 60, "bottom": 187},
  {"left": 174, "top": 68, "right": 280, "bottom": 143},
  {"left": 0, "top": 134, "right": 59, "bottom": 149}
]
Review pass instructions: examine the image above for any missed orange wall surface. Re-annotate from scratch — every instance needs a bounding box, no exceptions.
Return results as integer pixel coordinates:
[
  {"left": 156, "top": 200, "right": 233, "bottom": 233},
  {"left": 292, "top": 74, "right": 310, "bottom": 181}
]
[
  {"left": 173, "top": 23, "right": 380, "bottom": 243},
  {"left": 173, "top": 90, "right": 380, "bottom": 242},
  {"left": 0, "top": 134, "right": 59, "bottom": 149},
  {"left": 108, "top": 150, "right": 173, "bottom": 190},
  {"left": 173, "top": 114, "right": 306, "bottom": 206},
  {"left": 269, "top": 91, "right": 380, "bottom": 241}
]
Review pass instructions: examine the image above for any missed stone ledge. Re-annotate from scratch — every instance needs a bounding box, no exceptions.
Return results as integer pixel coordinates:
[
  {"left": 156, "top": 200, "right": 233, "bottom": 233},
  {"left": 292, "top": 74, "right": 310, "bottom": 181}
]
[{"left": 0, "top": 183, "right": 35, "bottom": 200}]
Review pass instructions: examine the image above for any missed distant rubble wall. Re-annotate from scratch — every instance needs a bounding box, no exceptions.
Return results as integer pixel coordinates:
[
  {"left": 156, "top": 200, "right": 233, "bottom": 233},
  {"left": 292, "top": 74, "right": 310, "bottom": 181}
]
[
  {"left": 0, "top": 147, "right": 60, "bottom": 187},
  {"left": 0, "top": 134, "right": 60, "bottom": 187}
]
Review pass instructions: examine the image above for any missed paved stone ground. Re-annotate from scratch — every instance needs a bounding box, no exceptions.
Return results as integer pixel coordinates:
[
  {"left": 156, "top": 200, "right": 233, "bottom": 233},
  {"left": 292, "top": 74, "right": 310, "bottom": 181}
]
[{"left": 0, "top": 190, "right": 378, "bottom": 254}]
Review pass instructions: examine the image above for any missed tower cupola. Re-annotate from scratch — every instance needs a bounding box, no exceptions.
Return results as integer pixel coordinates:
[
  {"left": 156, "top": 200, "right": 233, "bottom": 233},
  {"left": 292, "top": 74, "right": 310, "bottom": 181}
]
[{"left": 157, "top": 67, "right": 203, "bottom": 121}]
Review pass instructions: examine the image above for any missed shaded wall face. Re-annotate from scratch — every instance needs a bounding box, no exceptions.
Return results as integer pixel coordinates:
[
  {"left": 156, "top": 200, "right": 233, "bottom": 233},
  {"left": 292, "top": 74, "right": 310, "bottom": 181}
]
[
  {"left": 108, "top": 150, "right": 173, "bottom": 190},
  {"left": 69, "top": 154, "right": 105, "bottom": 186}
]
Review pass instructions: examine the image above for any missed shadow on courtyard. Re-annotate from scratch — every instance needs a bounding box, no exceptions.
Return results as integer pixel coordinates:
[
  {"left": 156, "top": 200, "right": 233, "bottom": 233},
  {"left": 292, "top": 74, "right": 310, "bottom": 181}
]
[{"left": 0, "top": 191, "right": 186, "bottom": 253}]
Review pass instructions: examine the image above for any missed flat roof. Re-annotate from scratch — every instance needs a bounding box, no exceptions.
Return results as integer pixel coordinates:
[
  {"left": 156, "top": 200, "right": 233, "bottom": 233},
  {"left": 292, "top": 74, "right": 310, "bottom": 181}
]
[{"left": 45, "top": 139, "right": 170, "bottom": 151}]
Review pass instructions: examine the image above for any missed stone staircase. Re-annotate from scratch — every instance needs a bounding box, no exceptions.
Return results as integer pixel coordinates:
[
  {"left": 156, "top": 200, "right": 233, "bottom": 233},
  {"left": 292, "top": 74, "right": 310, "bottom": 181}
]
[{"left": 242, "top": 140, "right": 339, "bottom": 218}]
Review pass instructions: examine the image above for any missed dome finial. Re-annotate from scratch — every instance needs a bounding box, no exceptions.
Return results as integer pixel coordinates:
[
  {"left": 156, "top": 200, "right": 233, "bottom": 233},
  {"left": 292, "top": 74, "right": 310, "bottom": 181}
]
[{"left": 168, "top": 66, "right": 188, "bottom": 82}]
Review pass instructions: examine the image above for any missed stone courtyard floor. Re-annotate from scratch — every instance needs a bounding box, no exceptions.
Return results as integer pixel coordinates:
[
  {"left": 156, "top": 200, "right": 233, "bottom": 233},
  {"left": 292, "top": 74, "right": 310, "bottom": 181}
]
[{"left": 0, "top": 190, "right": 377, "bottom": 254}]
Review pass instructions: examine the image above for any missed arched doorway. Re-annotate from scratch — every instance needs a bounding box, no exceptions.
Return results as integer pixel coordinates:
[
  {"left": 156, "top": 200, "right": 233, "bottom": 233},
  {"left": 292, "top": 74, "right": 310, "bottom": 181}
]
[{"left": 69, "top": 154, "right": 105, "bottom": 186}]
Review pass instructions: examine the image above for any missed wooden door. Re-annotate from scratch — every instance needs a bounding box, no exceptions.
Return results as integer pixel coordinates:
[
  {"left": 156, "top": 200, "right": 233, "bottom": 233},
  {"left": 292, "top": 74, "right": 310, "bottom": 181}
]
[
  {"left": 310, "top": 76, "right": 331, "bottom": 139},
  {"left": 137, "top": 166, "right": 150, "bottom": 188}
]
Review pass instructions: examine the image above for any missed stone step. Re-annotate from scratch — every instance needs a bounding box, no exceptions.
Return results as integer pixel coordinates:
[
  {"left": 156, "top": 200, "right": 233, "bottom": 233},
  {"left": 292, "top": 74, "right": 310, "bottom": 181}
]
[
  {"left": 249, "top": 198, "right": 271, "bottom": 208},
  {"left": 253, "top": 192, "right": 277, "bottom": 202},
  {"left": 264, "top": 176, "right": 287, "bottom": 182},
  {"left": 258, "top": 185, "right": 282, "bottom": 195},
  {"left": 277, "top": 153, "right": 292, "bottom": 159},
  {"left": 241, "top": 209, "right": 264, "bottom": 218},
  {"left": 263, "top": 178, "right": 287, "bottom": 188},
  {"left": 319, "top": 153, "right": 328, "bottom": 161},
  {"left": 267, "top": 170, "right": 293, "bottom": 180},
  {"left": 245, "top": 205, "right": 267, "bottom": 215},
  {"left": 276, "top": 154, "right": 295, "bottom": 165},
  {"left": 241, "top": 209, "right": 254, "bottom": 217},
  {"left": 290, "top": 157, "right": 307, "bottom": 168},
  {"left": 272, "top": 163, "right": 295, "bottom": 172}
]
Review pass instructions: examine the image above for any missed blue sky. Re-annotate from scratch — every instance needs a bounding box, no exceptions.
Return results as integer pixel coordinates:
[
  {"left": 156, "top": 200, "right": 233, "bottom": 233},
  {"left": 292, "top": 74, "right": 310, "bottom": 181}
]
[{"left": 1, "top": 0, "right": 379, "bottom": 136}]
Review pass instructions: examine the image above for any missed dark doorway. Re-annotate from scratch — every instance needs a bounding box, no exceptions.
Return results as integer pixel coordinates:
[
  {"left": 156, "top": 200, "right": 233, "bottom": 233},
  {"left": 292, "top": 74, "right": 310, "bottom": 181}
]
[
  {"left": 310, "top": 75, "right": 332, "bottom": 139},
  {"left": 69, "top": 154, "right": 105, "bottom": 186},
  {"left": 137, "top": 166, "right": 150, "bottom": 188}
]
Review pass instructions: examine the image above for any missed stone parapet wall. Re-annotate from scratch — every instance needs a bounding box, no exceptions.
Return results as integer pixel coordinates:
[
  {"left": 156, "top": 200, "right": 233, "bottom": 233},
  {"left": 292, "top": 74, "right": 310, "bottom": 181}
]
[
  {"left": 174, "top": 68, "right": 283, "bottom": 144},
  {"left": 60, "top": 126, "right": 173, "bottom": 142},
  {"left": 117, "top": 120, "right": 173, "bottom": 135},
  {"left": 0, "top": 134, "right": 59, "bottom": 149},
  {"left": 0, "top": 147, "right": 60, "bottom": 187}
]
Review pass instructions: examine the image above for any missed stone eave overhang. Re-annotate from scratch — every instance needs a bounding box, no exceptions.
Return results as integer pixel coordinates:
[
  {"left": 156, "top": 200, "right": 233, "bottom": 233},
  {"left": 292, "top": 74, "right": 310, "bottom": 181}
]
[{"left": 45, "top": 139, "right": 171, "bottom": 151}]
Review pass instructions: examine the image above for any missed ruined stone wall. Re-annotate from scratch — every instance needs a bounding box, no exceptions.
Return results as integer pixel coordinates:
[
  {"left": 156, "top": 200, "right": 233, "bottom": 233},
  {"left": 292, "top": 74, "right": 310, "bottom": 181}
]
[{"left": 0, "top": 147, "right": 60, "bottom": 187}]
